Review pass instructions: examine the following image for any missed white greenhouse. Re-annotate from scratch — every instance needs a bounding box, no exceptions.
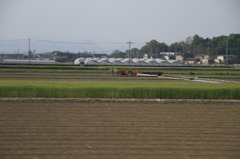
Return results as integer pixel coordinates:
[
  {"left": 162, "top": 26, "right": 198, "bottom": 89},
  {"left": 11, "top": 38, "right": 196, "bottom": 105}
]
[
  {"left": 121, "top": 58, "right": 136, "bottom": 65},
  {"left": 155, "top": 59, "right": 169, "bottom": 64},
  {"left": 109, "top": 59, "right": 123, "bottom": 65},
  {"left": 84, "top": 59, "right": 99, "bottom": 65},
  {"left": 168, "top": 60, "right": 182, "bottom": 65},
  {"left": 74, "top": 58, "right": 85, "bottom": 65},
  {"left": 132, "top": 59, "right": 148, "bottom": 65},
  {"left": 144, "top": 59, "right": 159, "bottom": 65},
  {"left": 73, "top": 57, "right": 182, "bottom": 66},
  {"left": 97, "top": 58, "right": 111, "bottom": 65}
]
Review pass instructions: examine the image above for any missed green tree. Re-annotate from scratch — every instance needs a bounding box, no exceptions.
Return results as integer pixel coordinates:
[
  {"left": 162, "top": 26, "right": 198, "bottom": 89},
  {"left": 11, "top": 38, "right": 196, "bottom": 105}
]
[
  {"left": 191, "top": 34, "right": 204, "bottom": 55},
  {"left": 141, "top": 40, "right": 168, "bottom": 57},
  {"left": 110, "top": 50, "right": 126, "bottom": 58},
  {"left": 228, "top": 34, "right": 240, "bottom": 63},
  {"left": 169, "top": 42, "right": 183, "bottom": 52},
  {"left": 212, "top": 35, "right": 227, "bottom": 55},
  {"left": 139, "top": 34, "right": 240, "bottom": 63},
  {"left": 129, "top": 48, "right": 140, "bottom": 58}
]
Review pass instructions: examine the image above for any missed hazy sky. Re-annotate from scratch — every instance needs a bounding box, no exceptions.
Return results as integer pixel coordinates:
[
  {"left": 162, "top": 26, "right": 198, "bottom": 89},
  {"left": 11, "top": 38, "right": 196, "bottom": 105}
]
[{"left": 0, "top": 0, "right": 240, "bottom": 53}]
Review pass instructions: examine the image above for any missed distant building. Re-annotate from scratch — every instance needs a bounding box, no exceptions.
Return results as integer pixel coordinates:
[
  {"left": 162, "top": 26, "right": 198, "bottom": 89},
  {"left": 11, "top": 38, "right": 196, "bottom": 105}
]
[
  {"left": 163, "top": 55, "right": 169, "bottom": 60},
  {"left": 35, "top": 53, "right": 52, "bottom": 60},
  {"left": 185, "top": 58, "right": 195, "bottom": 64},
  {"left": 212, "top": 55, "right": 224, "bottom": 64},
  {"left": 4, "top": 54, "right": 25, "bottom": 59},
  {"left": 195, "top": 54, "right": 209, "bottom": 60},
  {"left": 143, "top": 54, "right": 150, "bottom": 59},
  {"left": 159, "top": 52, "right": 175, "bottom": 55},
  {"left": 77, "top": 53, "right": 94, "bottom": 58},
  {"left": 93, "top": 54, "right": 108, "bottom": 58},
  {"left": 175, "top": 55, "right": 183, "bottom": 62},
  {"left": 211, "top": 55, "right": 238, "bottom": 64},
  {"left": 194, "top": 54, "right": 209, "bottom": 65},
  {"left": 143, "top": 53, "right": 159, "bottom": 59},
  {"left": 52, "top": 51, "right": 77, "bottom": 62},
  {"left": 53, "top": 52, "right": 69, "bottom": 62},
  {"left": 76, "top": 53, "right": 108, "bottom": 59},
  {"left": 217, "top": 55, "right": 224, "bottom": 62}
]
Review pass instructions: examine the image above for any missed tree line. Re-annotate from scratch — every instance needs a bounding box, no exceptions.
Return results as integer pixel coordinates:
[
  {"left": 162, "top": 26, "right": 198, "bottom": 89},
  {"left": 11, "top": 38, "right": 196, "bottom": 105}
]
[{"left": 110, "top": 33, "right": 240, "bottom": 62}]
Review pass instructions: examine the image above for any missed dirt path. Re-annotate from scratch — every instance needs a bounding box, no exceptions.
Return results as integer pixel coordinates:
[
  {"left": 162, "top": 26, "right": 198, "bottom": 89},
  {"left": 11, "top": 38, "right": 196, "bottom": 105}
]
[{"left": 0, "top": 101, "right": 240, "bottom": 159}]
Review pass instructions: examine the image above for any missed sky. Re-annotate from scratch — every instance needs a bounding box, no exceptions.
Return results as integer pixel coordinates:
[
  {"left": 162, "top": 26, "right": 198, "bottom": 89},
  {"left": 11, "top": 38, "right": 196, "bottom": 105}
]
[{"left": 0, "top": 0, "right": 240, "bottom": 53}]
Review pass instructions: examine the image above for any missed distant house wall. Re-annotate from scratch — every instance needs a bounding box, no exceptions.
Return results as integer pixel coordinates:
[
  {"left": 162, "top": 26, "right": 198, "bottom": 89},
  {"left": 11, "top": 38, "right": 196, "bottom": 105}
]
[
  {"left": 195, "top": 55, "right": 204, "bottom": 60},
  {"left": 175, "top": 55, "right": 183, "bottom": 62},
  {"left": 186, "top": 60, "right": 194, "bottom": 64},
  {"left": 202, "top": 59, "right": 208, "bottom": 65},
  {"left": 5, "top": 54, "right": 25, "bottom": 59},
  {"left": 217, "top": 56, "right": 224, "bottom": 61},
  {"left": 163, "top": 56, "right": 169, "bottom": 60},
  {"left": 194, "top": 55, "right": 209, "bottom": 64}
]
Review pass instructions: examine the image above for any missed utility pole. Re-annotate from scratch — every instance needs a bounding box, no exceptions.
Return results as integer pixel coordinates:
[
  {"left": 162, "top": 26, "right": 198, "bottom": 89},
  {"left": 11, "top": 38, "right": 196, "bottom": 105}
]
[
  {"left": 28, "top": 38, "right": 31, "bottom": 64},
  {"left": 156, "top": 47, "right": 158, "bottom": 59},
  {"left": 193, "top": 45, "right": 196, "bottom": 64},
  {"left": 17, "top": 46, "right": 20, "bottom": 54},
  {"left": 127, "top": 41, "right": 133, "bottom": 65},
  {"left": 226, "top": 38, "right": 228, "bottom": 66}
]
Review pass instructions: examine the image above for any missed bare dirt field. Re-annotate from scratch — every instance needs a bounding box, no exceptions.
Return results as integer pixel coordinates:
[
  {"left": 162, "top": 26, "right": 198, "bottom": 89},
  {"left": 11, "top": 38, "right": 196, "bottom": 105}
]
[{"left": 0, "top": 101, "right": 240, "bottom": 159}]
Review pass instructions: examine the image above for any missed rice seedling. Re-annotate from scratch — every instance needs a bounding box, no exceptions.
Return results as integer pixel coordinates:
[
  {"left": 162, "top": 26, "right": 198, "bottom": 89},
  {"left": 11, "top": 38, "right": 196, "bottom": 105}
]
[{"left": 0, "top": 79, "right": 239, "bottom": 99}]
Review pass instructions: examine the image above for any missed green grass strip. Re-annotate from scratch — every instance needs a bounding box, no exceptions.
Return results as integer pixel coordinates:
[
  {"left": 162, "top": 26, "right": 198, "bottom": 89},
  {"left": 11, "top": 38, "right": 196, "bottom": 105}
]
[{"left": 0, "top": 79, "right": 240, "bottom": 99}]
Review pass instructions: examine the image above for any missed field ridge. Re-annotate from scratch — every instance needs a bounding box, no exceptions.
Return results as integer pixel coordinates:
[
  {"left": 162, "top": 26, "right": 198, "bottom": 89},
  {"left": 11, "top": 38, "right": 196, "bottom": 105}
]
[{"left": 1, "top": 97, "right": 240, "bottom": 103}]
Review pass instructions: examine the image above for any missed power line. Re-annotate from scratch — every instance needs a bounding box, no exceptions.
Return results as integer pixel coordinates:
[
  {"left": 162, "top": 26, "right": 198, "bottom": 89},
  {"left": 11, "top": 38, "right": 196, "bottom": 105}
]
[
  {"left": 33, "top": 39, "right": 145, "bottom": 45},
  {"left": 0, "top": 39, "right": 145, "bottom": 45},
  {"left": 0, "top": 39, "right": 28, "bottom": 42},
  {"left": 32, "top": 39, "right": 127, "bottom": 45},
  {"left": 0, "top": 39, "right": 145, "bottom": 54}
]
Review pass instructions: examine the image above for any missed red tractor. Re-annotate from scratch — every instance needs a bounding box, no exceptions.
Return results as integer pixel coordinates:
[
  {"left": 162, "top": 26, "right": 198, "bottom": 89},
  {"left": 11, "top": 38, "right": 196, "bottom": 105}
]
[{"left": 116, "top": 70, "right": 139, "bottom": 77}]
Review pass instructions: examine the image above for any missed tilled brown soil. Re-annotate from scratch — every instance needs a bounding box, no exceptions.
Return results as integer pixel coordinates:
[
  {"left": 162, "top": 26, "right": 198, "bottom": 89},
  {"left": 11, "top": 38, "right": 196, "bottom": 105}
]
[{"left": 0, "top": 101, "right": 240, "bottom": 159}]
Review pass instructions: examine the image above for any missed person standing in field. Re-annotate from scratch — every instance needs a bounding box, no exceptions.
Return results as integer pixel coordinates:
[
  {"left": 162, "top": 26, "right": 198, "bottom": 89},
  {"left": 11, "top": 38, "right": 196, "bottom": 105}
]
[{"left": 111, "top": 68, "right": 115, "bottom": 76}]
